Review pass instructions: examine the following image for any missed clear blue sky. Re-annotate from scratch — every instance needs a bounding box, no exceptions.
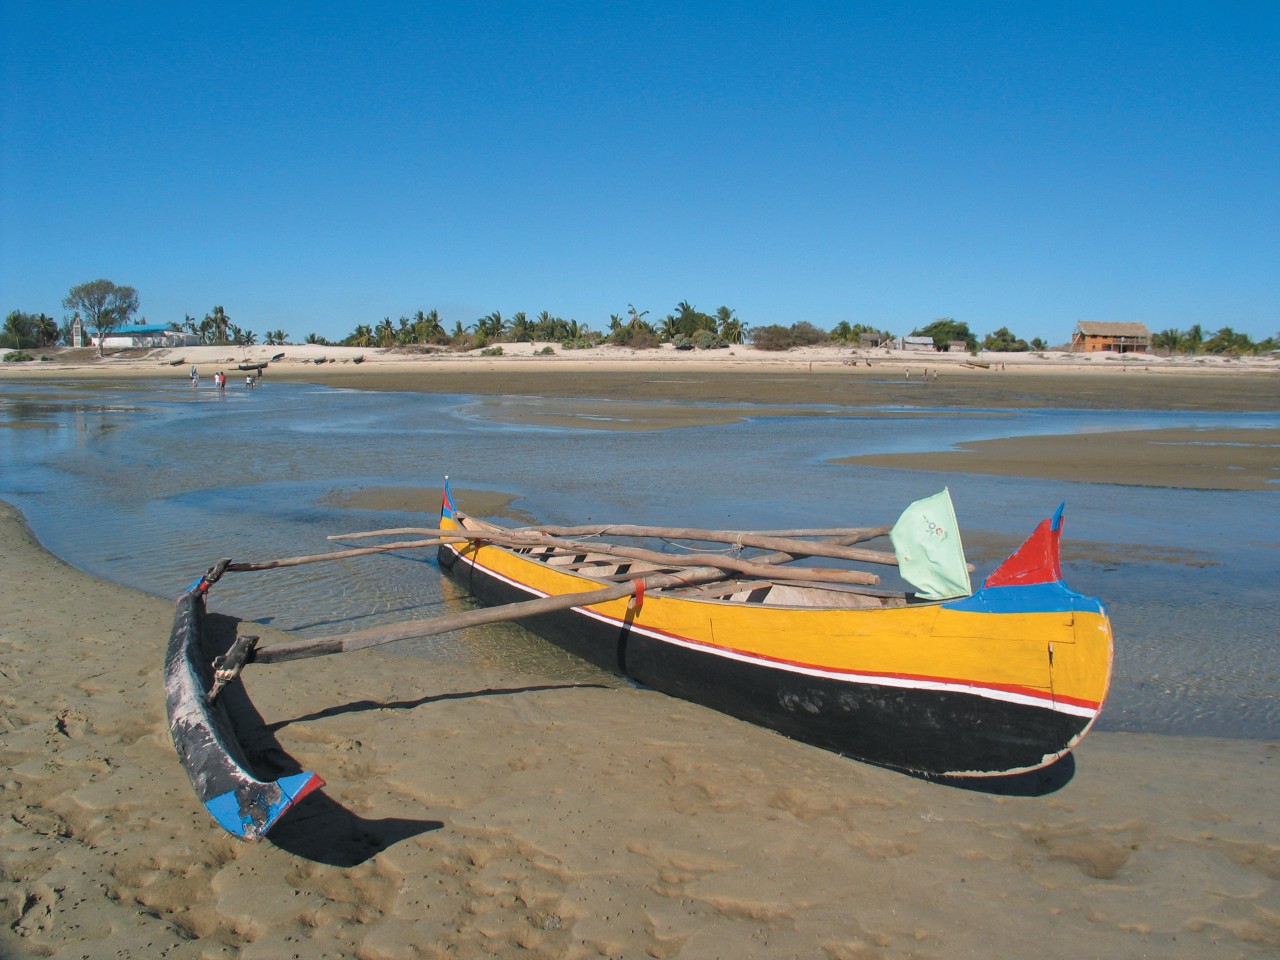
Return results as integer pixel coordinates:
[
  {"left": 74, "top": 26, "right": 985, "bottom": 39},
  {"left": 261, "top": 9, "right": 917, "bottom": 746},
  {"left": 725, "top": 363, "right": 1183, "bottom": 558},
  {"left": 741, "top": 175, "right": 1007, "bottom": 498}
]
[{"left": 3, "top": 1, "right": 1277, "bottom": 346}]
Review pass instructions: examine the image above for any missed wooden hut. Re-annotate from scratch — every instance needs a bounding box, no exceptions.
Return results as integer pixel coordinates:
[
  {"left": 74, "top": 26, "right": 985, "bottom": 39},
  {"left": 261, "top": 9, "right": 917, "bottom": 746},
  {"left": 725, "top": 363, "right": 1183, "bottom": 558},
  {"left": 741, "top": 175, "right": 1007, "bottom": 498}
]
[{"left": 1071, "top": 321, "right": 1151, "bottom": 354}]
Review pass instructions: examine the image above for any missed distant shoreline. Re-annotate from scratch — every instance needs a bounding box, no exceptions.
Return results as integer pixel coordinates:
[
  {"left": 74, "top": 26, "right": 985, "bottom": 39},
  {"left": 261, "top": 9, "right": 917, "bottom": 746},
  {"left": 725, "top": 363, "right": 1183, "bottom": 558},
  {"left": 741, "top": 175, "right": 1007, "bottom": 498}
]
[{"left": 3, "top": 342, "right": 1277, "bottom": 413}]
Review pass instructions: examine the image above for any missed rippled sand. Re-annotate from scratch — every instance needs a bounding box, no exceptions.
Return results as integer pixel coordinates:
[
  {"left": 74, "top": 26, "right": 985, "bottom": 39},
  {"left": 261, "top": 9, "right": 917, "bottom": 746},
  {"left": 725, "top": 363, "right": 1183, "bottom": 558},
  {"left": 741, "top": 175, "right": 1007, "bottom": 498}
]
[{"left": 2, "top": 501, "right": 1278, "bottom": 959}]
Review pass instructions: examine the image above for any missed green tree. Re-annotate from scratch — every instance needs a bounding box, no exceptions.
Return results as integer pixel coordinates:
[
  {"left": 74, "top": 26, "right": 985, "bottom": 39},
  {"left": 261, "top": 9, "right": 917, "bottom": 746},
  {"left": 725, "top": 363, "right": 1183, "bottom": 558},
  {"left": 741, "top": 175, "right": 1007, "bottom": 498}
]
[
  {"left": 1151, "top": 328, "right": 1181, "bottom": 352},
  {"left": 981, "top": 326, "right": 1029, "bottom": 352},
  {"left": 510, "top": 311, "right": 532, "bottom": 342},
  {"left": 716, "top": 306, "right": 745, "bottom": 344},
  {"left": 2, "top": 311, "right": 34, "bottom": 349},
  {"left": 202, "top": 306, "right": 231, "bottom": 345},
  {"left": 669, "top": 301, "right": 715, "bottom": 339},
  {"left": 534, "top": 311, "right": 569, "bottom": 341},
  {"left": 473, "top": 311, "right": 504, "bottom": 341},
  {"left": 913, "top": 317, "right": 976, "bottom": 352},
  {"left": 375, "top": 317, "right": 395, "bottom": 347},
  {"left": 419, "top": 309, "right": 446, "bottom": 343},
  {"left": 63, "top": 279, "right": 140, "bottom": 356},
  {"left": 1203, "top": 326, "right": 1254, "bottom": 355},
  {"left": 1182, "top": 324, "right": 1204, "bottom": 353}
]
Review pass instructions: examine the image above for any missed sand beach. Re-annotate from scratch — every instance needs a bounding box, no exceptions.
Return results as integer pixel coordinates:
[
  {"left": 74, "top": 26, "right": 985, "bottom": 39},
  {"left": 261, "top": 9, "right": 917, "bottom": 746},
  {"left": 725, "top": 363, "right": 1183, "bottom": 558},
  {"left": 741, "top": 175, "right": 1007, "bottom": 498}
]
[
  {"left": 2, "top": 346, "right": 1278, "bottom": 958},
  {"left": 2, "top": 501, "right": 1279, "bottom": 959}
]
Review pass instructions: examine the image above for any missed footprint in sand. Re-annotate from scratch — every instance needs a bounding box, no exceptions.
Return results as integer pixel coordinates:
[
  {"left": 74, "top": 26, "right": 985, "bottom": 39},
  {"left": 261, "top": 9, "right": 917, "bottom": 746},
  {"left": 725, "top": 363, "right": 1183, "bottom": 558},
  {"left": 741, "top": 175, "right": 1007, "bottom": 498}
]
[{"left": 13, "top": 884, "right": 58, "bottom": 937}]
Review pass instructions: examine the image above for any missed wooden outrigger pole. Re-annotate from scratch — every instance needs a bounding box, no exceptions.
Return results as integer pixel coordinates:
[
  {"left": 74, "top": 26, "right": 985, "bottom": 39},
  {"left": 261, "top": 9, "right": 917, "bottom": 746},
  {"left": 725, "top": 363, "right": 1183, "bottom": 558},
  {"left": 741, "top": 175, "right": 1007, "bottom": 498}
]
[{"left": 165, "top": 524, "right": 887, "bottom": 839}]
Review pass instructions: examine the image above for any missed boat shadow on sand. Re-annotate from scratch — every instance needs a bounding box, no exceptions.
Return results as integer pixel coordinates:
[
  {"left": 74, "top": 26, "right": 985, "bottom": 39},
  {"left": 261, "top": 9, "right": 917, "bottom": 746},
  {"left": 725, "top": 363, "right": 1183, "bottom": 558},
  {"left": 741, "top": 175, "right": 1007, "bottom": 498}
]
[{"left": 203, "top": 612, "right": 610, "bottom": 866}]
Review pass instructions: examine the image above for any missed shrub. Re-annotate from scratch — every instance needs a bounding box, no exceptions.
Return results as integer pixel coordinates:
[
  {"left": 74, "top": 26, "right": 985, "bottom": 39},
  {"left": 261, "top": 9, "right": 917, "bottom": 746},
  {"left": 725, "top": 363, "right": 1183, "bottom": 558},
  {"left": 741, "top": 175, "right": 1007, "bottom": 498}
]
[
  {"left": 609, "top": 327, "right": 660, "bottom": 349},
  {"left": 537, "top": 345, "right": 556, "bottom": 355},
  {"left": 748, "top": 323, "right": 828, "bottom": 351},
  {"left": 3, "top": 351, "right": 34, "bottom": 362},
  {"left": 479, "top": 345, "right": 504, "bottom": 356},
  {"left": 692, "top": 329, "right": 728, "bottom": 349}
]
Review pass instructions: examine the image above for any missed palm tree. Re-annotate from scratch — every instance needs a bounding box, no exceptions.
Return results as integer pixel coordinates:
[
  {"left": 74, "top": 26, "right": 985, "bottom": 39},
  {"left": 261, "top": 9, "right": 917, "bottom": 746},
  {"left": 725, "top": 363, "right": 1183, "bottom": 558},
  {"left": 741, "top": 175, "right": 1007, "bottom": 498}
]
[
  {"left": 204, "top": 306, "right": 231, "bottom": 344},
  {"left": 32, "top": 313, "right": 58, "bottom": 347},
  {"left": 477, "top": 311, "right": 505, "bottom": 341},
  {"left": 2, "top": 311, "right": 32, "bottom": 348},
  {"left": 414, "top": 309, "right": 445, "bottom": 343},
  {"left": 239, "top": 329, "right": 257, "bottom": 346},
  {"left": 1204, "top": 326, "right": 1254, "bottom": 355},
  {"left": 265, "top": 329, "right": 288, "bottom": 346},
  {"left": 510, "top": 311, "right": 532, "bottom": 342},
  {"left": 717, "top": 306, "right": 744, "bottom": 344},
  {"left": 376, "top": 317, "right": 395, "bottom": 347},
  {"left": 1182, "top": 324, "right": 1204, "bottom": 354},
  {"left": 351, "top": 324, "right": 374, "bottom": 348}
]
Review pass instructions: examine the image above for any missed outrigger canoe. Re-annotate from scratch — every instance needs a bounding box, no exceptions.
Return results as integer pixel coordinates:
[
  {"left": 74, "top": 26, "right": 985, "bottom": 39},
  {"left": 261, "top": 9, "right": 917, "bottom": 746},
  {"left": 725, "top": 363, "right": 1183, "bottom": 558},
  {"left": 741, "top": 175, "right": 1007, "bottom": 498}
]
[
  {"left": 436, "top": 486, "right": 1113, "bottom": 779},
  {"left": 166, "top": 482, "right": 1112, "bottom": 839}
]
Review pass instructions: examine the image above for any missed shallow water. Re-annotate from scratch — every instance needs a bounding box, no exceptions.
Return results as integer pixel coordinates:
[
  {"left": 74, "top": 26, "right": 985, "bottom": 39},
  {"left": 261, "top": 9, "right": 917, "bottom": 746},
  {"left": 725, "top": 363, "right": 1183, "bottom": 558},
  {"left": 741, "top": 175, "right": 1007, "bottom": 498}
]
[{"left": 2, "top": 378, "right": 1277, "bottom": 738}]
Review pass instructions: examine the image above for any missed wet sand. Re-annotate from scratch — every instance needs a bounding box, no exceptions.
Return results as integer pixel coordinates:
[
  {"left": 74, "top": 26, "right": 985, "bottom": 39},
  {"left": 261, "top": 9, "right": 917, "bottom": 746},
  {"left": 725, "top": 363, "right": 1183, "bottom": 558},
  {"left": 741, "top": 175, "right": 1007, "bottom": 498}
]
[
  {"left": 836, "top": 427, "right": 1280, "bottom": 491},
  {"left": 2, "top": 501, "right": 1278, "bottom": 958}
]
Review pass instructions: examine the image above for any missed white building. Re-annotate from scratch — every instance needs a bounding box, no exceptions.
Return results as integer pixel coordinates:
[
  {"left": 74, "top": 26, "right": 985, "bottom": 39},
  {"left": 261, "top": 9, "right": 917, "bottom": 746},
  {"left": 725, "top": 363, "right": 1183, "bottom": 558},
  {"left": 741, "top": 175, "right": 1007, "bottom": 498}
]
[{"left": 91, "top": 324, "right": 200, "bottom": 348}]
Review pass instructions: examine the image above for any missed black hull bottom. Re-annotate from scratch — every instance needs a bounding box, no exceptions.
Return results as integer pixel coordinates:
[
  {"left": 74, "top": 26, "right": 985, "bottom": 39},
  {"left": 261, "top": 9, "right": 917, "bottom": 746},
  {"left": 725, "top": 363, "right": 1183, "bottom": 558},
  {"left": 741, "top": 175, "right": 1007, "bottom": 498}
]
[{"left": 439, "top": 547, "right": 1090, "bottom": 777}]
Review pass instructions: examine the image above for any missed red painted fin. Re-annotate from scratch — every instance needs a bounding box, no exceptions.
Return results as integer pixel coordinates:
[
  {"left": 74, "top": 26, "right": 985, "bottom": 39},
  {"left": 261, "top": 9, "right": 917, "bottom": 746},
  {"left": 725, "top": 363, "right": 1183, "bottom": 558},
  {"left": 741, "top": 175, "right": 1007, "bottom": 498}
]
[{"left": 983, "top": 504, "right": 1065, "bottom": 588}]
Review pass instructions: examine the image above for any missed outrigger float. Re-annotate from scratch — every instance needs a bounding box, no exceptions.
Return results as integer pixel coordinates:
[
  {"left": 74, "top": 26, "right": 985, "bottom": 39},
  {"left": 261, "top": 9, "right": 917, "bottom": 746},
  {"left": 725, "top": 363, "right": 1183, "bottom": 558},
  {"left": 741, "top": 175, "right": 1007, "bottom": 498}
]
[{"left": 166, "top": 482, "right": 1113, "bottom": 839}]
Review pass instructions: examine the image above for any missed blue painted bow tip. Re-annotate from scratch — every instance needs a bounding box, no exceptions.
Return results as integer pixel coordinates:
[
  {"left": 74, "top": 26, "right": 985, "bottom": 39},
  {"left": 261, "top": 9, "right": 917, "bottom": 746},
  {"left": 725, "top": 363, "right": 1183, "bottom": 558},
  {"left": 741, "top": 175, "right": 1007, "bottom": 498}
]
[{"left": 204, "top": 771, "right": 326, "bottom": 841}]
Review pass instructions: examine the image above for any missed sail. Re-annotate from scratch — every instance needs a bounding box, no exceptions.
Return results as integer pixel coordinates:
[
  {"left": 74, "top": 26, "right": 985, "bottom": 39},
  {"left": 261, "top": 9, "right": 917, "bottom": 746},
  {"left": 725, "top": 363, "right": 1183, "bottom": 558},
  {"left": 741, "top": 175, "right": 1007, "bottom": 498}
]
[{"left": 890, "top": 488, "right": 972, "bottom": 600}]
